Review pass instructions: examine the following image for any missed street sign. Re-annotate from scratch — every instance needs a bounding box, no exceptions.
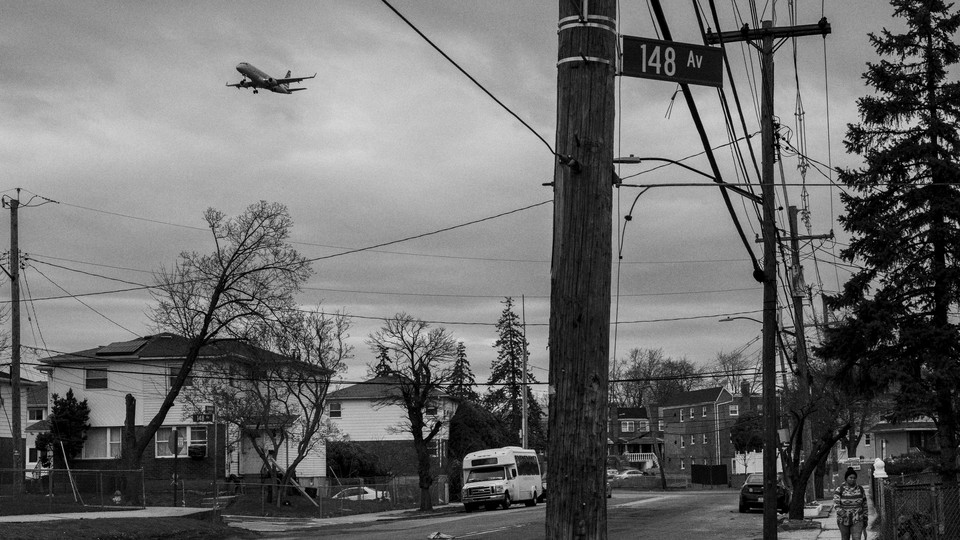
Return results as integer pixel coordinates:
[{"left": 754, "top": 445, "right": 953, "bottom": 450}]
[
  {"left": 168, "top": 430, "right": 185, "bottom": 456},
  {"left": 621, "top": 36, "right": 724, "bottom": 87}
]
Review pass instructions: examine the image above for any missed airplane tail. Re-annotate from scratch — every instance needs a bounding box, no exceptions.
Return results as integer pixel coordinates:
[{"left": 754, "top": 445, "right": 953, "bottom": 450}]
[{"left": 283, "top": 70, "right": 292, "bottom": 88}]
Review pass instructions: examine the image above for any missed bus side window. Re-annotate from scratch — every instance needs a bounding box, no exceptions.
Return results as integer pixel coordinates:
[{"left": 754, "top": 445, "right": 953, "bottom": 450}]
[{"left": 511, "top": 468, "right": 517, "bottom": 478}]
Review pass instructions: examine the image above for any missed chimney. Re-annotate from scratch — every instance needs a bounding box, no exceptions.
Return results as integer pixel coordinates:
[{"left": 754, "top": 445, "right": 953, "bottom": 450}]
[{"left": 741, "top": 380, "right": 751, "bottom": 397}]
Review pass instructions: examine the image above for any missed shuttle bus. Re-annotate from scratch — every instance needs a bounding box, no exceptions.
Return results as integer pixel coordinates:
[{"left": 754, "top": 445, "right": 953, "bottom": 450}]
[{"left": 461, "top": 446, "right": 541, "bottom": 512}]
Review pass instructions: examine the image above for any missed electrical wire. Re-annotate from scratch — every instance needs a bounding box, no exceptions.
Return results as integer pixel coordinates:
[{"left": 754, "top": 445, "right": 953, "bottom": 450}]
[{"left": 379, "top": 0, "right": 556, "bottom": 157}]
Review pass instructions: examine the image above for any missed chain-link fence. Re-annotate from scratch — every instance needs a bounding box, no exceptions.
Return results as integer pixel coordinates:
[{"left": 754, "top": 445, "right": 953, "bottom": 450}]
[
  {"left": 199, "top": 475, "right": 450, "bottom": 517},
  {"left": 0, "top": 468, "right": 145, "bottom": 515},
  {"left": 876, "top": 473, "right": 960, "bottom": 540}
]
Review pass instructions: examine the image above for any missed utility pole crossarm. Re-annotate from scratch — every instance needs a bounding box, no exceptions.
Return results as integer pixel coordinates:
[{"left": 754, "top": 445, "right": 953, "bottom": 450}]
[{"left": 704, "top": 19, "right": 831, "bottom": 44}]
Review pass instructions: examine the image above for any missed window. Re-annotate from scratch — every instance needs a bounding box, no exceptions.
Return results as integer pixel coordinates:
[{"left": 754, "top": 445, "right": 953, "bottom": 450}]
[
  {"left": 702, "top": 406, "right": 708, "bottom": 417},
  {"left": 680, "top": 458, "right": 685, "bottom": 470},
  {"left": 82, "top": 427, "right": 121, "bottom": 459},
  {"left": 865, "top": 433, "right": 872, "bottom": 447},
  {"left": 155, "top": 426, "right": 206, "bottom": 458},
  {"left": 680, "top": 437, "right": 685, "bottom": 449},
  {"left": 328, "top": 402, "right": 342, "bottom": 418},
  {"left": 638, "top": 420, "right": 649, "bottom": 432},
  {"left": 703, "top": 433, "right": 709, "bottom": 444},
  {"left": 28, "top": 408, "right": 44, "bottom": 421},
  {"left": 168, "top": 365, "right": 192, "bottom": 388},
  {"left": 85, "top": 369, "right": 108, "bottom": 389},
  {"left": 689, "top": 407, "right": 695, "bottom": 419},
  {"left": 679, "top": 409, "right": 685, "bottom": 422},
  {"left": 29, "top": 448, "right": 38, "bottom": 463},
  {"left": 690, "top": 434, "right": 695, "bottom": 445},
  {"left": 426, "top": 404, "right": 438, "bottom": 416},
  {"left": 621, "top": 421, "right": 635, "bottom": 433},
  {"left": 729, "top": 404, "right": 739, "bottom": 416},
  {"left": 658, "top": 420, "right": 664, "bottom": 432}
]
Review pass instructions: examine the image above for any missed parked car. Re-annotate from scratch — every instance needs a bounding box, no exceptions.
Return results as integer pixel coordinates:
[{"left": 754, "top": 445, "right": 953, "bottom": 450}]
[
  {"left": 331, "top": 486, "right": 391, "bottom": 501},
  {"left": 642, "top": 467, "right": 661, "bottom": 476},
  {"left": 606, "top": 468, "right": 619, "bottom": 480},
  {"left": 617, "top": 469, "right": 645, "bottom": 480},
  {"left": 738, "top": 473, "right": 789, "bottom": 513}
]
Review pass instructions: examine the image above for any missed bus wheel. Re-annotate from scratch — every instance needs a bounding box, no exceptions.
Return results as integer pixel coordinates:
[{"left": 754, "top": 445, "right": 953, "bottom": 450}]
[
  {"left": 501, "top": 492, "right": 512, "bottom": 509},
  {"left": 525, "top": 492, "right": 537, "bottom": 507}
]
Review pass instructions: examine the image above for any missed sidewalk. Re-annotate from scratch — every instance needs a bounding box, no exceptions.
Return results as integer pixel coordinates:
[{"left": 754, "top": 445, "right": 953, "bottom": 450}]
[
  {"left": 0, "top": 506, "right": 212, "bottom": 523},
  {"left": 780, "top": 488, "right": 879, "bottom": 540},
  {"left": 222, "top": 505, "right": 459, "bottom": 533}
]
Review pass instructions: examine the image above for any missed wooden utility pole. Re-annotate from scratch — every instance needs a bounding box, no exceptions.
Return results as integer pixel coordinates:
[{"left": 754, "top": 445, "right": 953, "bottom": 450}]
[
  {"left": 4, "top": 193, "right": 23, "bottom": 493},
  {"left": 707, "top": 18, "right": 830, "bottom": 539},
  {"left": 548, "top": 0, "right": 616, "bottom": 537}
]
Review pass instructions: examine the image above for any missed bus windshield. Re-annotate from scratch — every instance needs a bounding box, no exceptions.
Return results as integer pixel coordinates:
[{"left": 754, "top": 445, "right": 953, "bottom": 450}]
[{"left": 466, "top": 466, "right": 506, "bottom": 483}]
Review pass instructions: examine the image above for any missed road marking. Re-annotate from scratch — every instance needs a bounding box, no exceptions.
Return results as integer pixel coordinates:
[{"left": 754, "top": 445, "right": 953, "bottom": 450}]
[
  {"left": 610, "top": 494, "right": 679, "bottom": 509},
  {"left": 456, "top": 524, "right": 526, "bottom": 538}
]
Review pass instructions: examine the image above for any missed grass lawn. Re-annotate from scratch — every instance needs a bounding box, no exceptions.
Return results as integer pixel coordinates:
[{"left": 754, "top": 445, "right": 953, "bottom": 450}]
[{"left": 0, "top": 517, "right": 261, "bottom": 540}]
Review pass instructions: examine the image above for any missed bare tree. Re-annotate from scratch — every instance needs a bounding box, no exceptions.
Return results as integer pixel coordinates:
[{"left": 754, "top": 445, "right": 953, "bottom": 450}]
[
  {"left": 710, "top": 349, "right": 755, "bottom": 394},
  {"left": 120, "top": 201, "right": 312, "bottom": 475},
  {"left": 367, "top": 313, "right": 457, "bottom": 511},
  {"left": 183, "top": 309, "right": 350, "bottom": 504}
]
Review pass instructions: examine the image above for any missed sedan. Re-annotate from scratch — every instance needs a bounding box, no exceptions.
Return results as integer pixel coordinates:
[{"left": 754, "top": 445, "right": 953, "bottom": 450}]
[
  {"left": 331, "top": 486, "right": 391, "bottom": 501},
  {"left": 738, "top": 473, "right": 789, "bottom": 513},
  {"left": 617, "top": 469, "right": 645, "bottom": 480}
]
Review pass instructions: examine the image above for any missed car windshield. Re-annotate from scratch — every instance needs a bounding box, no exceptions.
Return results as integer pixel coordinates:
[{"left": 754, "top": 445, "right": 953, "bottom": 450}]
[
  {"left": 745, "top": 474, "right": 764, "bottom": 484},
  {"left": 466, "top": 466, "right": 506, "bottom": 483}
]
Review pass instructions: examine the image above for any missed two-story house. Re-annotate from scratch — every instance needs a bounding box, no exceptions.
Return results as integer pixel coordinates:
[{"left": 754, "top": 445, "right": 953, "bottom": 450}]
[
  {"left": 39, "top": 333, "right": 327, "bottom": 487},
  {"left": 658, "top": 385, "right": 758, "bottom": 479},
  {"left": 0, "top": 371, "right": 37, "bottom": 469},
  {"left": 606, "top": 406, "right": 662, "bottom": 470},
  {"left": 325, "top": 375, "right": 458, "bottom": 476}
]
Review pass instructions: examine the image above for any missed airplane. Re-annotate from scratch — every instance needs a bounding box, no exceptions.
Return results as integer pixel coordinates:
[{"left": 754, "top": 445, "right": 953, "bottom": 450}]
[{"left": 226, "top": 62, "right": 316, "bottom": 94}]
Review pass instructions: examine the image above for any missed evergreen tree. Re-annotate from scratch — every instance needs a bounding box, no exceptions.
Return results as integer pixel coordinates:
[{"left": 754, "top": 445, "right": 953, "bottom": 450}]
[
  {"left": 372, "top": 344, "right": 392, "bottom": 377},
  {"left": 40, "top": 389, "right": 91, "bottom": 466},
  {"left": 484, "top": 297, "right": 546, "bottom": 450},
  {"left": 819, "top": 0, "right": 960, "bottom": 492},
  {"left": 448, "top": 341, "right": 479, "bottom": 402}
]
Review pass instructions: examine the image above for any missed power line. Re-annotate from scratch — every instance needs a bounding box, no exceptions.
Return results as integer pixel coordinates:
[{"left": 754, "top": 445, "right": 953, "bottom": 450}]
[{"left": 378, "top": 0, "right": 556, "bottom": 157}]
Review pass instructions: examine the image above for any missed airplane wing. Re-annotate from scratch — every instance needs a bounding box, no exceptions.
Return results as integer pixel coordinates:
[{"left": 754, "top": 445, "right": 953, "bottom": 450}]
[
  {"left": 286, "top": 88, "right": 308, "bottom": 92},
  {"left": 275, "top": 73, "right": 316, "bottom": 85},
  {"left": 226, "top": 82, "right": 244, "bottom": 88}
]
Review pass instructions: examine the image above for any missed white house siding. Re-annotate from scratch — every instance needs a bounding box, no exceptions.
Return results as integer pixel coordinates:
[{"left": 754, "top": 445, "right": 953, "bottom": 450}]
[
  {"left": 46, "top": 363, "right": 142, "bottom": 426},
  {"left": 0, "top": 385, "right": 28, "bottom": 439},
  {"left": 328, "top": 399, "right": 457, "bottom": 445},
  {"left": 232, "top": 428, "right": 327, "bottom": 485},
  {"left": 328, "top": 400, "right": 410, "bottom": 441}
]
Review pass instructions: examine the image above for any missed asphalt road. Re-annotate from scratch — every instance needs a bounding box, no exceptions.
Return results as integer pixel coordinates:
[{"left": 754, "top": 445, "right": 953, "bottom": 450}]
[{"left": 261, "top": 488, "right": 767, "bottom": 540}]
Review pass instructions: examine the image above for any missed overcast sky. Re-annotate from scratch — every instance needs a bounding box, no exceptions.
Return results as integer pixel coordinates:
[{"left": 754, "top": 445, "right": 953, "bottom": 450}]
[{"left": 1, "top": 1, "right": 900, "bottom": 393}]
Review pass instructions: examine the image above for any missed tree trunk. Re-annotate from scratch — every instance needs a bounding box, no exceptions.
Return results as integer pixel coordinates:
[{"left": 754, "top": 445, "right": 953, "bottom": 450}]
[
  {"left": 415, "top": 439, "right": 434, "bottom": 511},
  {"left": 121, "top": 394, "right": 142, "bottom": 504}
]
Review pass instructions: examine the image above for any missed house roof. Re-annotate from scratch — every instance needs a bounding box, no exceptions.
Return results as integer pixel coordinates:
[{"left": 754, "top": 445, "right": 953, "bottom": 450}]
[
  {"left": 41, "top": 332, "right": 290, "bottom": 366},
  {"left": 327, "top": 375, "right": 451, "bottom": 401},
  {"left": 656, "top": 387, "right": 731, "bottom": 408},
  {"left": 616, "top": 407, "right": 649, "bottom": 420},
  {"left": 27, "top": 383, "right": 47, "bottom": 406},
  {"left": 0, "top": 371, "right": 43, "bottom": 387},
  {"left": 869, "top": 420, "right": 936, "bottom": 433},
  {"left": 25, "top": 419, "right": 49, "bottom": 432}
]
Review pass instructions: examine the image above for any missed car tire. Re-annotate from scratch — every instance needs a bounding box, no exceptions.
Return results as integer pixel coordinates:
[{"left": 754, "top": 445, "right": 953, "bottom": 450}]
[
  {"left": 525, "top": 492, "right": 537, "bottom": 507},
  {"left": 502, "top": 492, "right": 512, "bottom": 510}
]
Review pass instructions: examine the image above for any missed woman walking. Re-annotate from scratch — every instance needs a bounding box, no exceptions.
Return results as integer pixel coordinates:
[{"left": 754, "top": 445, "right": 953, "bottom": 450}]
[{"left": 833, "top": 467, "right": 868, "bottom": 540}]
